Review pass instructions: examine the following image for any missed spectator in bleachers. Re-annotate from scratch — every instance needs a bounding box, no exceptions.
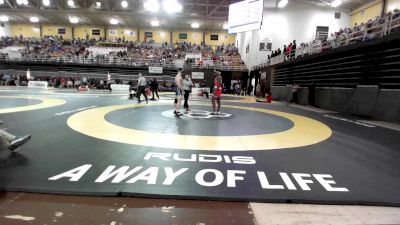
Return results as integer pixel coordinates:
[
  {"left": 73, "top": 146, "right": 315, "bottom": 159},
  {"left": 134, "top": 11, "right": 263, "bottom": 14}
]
[
  {"left": 286, "top": 44, "right": 292, "bottom": 60},
  {"left": 291, "top": 40, "right": 297, "bottom": 59},
  {"left": 266, "top": 8, "right": 400, "bottom": 66}
]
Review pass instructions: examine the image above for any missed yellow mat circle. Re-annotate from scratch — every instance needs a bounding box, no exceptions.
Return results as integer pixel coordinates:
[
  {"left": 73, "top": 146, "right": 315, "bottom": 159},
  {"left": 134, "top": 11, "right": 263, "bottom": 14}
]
[
  {"left": 67, "top": 104, "right": 332, "bottom": 151},
  {"left": 0, "top": 96, "right": 66, "bottom": 114}
]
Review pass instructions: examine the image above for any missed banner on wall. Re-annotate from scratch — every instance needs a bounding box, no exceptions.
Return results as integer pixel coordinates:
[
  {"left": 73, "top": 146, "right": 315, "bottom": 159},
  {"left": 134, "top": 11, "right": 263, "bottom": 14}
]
[
  {"left": 149, "top": 66, "right": 163, "bottom": 74},
  {"left": 210, "top": 34, "right": 219, "bottom": 40},
  {"left": 124, "top": 30, "right": 136, "bottom": 36},
  {"left": 110, "top": 84, "right": 130, "bottom": 91},
  {"left": 109, "top": 30, "right": 118, "bottom": 36},
  {"left": 28, "top": 81, "right": 48, "bottom": 88},
  {"left": 179, "top": 33, "right": 188, "bottom": 39},
  {"left": 191, "top": 72, "right": 204, "bottom": 79},
  {"left": 58, "top": 28, "right": 66, "bottom": 35},
  {"left": 185, "top": 53, "right": 202, "bottom": 60},
  {"left": 92, "top": 29, "right": 101, "bottom": 36}
]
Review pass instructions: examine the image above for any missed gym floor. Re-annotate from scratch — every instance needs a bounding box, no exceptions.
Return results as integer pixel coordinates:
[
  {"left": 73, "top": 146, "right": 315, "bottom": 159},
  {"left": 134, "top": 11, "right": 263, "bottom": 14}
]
[{"left": 0, "top": 86, "right": 399, "bottom": 224}]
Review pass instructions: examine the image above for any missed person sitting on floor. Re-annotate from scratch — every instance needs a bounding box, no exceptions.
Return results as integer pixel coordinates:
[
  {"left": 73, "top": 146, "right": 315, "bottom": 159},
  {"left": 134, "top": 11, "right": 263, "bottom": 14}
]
[{"left": 129, "top": 87, "right": 136, "bottom": 100}]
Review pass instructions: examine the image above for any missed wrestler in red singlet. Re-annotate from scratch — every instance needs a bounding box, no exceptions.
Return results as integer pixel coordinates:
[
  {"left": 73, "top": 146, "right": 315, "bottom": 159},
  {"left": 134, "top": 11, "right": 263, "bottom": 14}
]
[{"left": 212, "top": 71, "right": 223, "bottom": 115}]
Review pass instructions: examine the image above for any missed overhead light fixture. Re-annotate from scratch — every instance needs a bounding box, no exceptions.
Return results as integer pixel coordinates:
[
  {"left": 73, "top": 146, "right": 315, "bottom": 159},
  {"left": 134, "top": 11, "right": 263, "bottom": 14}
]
[
  {"left": 163, "top": 0, "right": 182, "bottom": 13},
  {"left": 331, "top": 0, "right": 342, "bottom": 7},
  {"left": 109, "top": 18, "right": 118, "bottom": 25},
  {"left": 42, "top": 0, "right": 50, "bottom": 6},
  {"left": 223, "top": 24, "right": 229, "bottom": 29},
  {"left": 16, "top": 0, "right": 23, "bottom": 5},
  {"left": 30, "top": 16, "right": 39, "bottom": 23},
  {"left": 69, "top": 16, "right": 79, "bottom": 24},
  {"left": 278, "top": 0, "right": 288, "bottom": 8},
  {"left": 95, "top": 1, "right": 101, "bottom": 7},
  {"left": 144, "top": 0, "right": 160, "bottom": 12},
  {"left": 67, "top": 0, "right": 74, "bottom": 7},
  {"left": 151, "top": 20, "right": 160, "bottom": 27},
  {"left": 121, "top": 0, "right": 128, "bottom": 8},
  {"left": 0, "top": 0, "right": 4, "bottom": 5},
  {"left": 0, "top": 15, "right": 9, "bottom": 22},
  {"left": 191, "top": 22, "right": 199, "bottom": 28}
]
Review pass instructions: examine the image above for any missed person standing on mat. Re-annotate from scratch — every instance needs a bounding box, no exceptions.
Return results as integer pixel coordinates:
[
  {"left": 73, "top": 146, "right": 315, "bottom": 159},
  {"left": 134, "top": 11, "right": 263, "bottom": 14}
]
[
  {"left": 211, "top": 71, "right": 223, "bottom": 115},
  {"left": 174, "top": 68, "right": 184, "bottom": 116},
  {"left": 0, "top": 120, "right": 31, "bottom": 151},
  {"left": 137, "top": 73, "right": 148, "bottom": 104},
  {"left": 150, "top": 78, "right": 159, "bottom": 101},
  {"left": 290, "top": 83, "right": 299, "bottom": 104},
  {"left": 182, "top": 74, "right": 193, "bottom": 113}
]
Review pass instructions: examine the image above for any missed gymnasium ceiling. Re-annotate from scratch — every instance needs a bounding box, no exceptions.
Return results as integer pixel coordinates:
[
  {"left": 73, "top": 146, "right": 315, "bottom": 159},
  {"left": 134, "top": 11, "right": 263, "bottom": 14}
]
[{"left": 0, "top": 0, "right": 376, "bottom": 31}]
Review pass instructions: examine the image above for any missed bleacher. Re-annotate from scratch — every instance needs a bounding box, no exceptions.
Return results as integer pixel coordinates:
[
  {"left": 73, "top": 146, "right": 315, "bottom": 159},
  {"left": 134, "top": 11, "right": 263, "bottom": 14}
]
[
  {"left": 255, "top": 9, "right": 400, "bottom": 69},
  {"left": 0, "top": 37, "right": 247, "bottom": 72},
  {"left": 261, "top": 30, "right": 400, "bottom": 122},
  {"left": 270, "top": 31, "right": 400, "bottom": 89}
]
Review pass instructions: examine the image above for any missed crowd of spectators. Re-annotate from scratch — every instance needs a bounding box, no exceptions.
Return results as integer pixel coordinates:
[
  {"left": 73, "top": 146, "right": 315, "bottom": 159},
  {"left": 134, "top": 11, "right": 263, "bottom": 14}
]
[
  {"left": 266, "top": 8, "right": 400, "bottom": 65},
  {"left": 268, "top": 40, "right": 297, "bottom": 63},
  {"left": 0, "top": 71, "right": 186, "bottom": 94},
  {"left": 0, "top": 36, "right": 245, "bottom": 93},
  {"left": 0, "top": 35, "right": 245, "bottom": 69}
]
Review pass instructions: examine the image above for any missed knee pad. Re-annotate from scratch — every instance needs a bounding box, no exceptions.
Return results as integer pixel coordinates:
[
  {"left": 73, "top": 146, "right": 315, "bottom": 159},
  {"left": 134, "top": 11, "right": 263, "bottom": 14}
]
[{"left": 174, "top": 98, "right": 178, "bottom": 104}]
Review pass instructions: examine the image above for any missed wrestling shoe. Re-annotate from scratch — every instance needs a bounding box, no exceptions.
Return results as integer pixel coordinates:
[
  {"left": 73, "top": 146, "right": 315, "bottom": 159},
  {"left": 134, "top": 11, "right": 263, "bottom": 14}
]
[
  {"left": 8, "top": 134, "right": 31, "bottom": 151},
  {"left": 175, "top": 111, "right": 183, "bottom": 117}
]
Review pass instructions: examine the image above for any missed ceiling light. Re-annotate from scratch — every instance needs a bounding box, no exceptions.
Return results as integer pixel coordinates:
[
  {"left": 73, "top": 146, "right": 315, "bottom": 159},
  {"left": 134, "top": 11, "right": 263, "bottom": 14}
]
[
  {"left": 16, "top": 0, "right": 23, "bottom": 5},
  {"left": 278, "top": 0, "right": 288, "bottom": 8},
  {"left": 30, "top": 16, "right": 39, "bottom": 23},
  {"left": 121, "top": 0, "right": 128, "bottom": 8},
  {"left": 67, "top": 0, "right": 74, "bottom": 7},
  {"left": 96, "top": 1, "right": 101, "bottom": 7},
  {"left": 109, "top": 18, "right": 118, "bottom": 25},
  {"left": 42, "top": 0, "right": 50, "bottom": 6},
  {"left": 0, "top": 0, "right": 4, "bottom": 5},
  {"left": 23, "top": 0, "right": 28, "bottom": 5},
  {"left": 223, "top": 24, "right": 229, "bottom": 29},
  {"left": 151, "top": 20, "right": 160, "bottom": 27},
  {"left": 191, "top": 22, "right": 199, "bottom": 28},
  {"left": 331, "top": 0, "right": 342, "bottom": 7},
  {"left": 144, "top": 0, "right": 160, "bottom": 12},
  {"left": 69, "top": 16, "right": 79, "bottom": 24},
  {"left": 163, "top": 0, "right": 182, "bottom": 13},
  {"left": 0, "top": 15, "right": 9, "bottom": 22}
]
